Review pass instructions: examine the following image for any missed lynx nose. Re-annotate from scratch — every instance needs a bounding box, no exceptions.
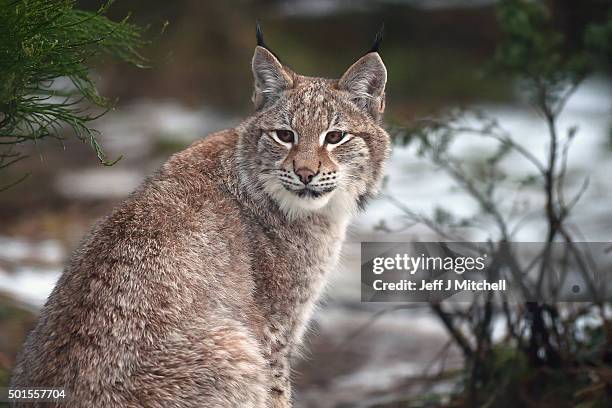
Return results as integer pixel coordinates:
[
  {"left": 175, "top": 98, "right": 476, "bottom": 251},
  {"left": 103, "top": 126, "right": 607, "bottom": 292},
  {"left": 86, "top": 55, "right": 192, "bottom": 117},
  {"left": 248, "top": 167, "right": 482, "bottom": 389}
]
[{"left": 295, "top": 167, "right": 316, "bottom": 185}]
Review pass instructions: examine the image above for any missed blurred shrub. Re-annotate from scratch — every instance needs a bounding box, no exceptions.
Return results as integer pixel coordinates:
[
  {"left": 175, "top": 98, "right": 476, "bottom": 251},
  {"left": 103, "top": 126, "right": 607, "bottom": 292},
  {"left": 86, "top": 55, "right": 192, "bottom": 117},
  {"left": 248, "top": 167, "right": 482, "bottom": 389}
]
[
  {"left": 390, "top": 0, "right": 612, "bottom": 406},
  {"left": 492, "top": 0, "right": 612, "bottom": 110}
]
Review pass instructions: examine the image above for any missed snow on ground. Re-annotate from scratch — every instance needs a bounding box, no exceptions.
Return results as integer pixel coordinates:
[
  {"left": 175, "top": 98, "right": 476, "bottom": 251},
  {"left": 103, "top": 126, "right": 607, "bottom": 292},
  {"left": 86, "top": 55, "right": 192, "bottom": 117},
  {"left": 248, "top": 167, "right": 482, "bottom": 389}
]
[{"left": 1, "top": 76, "right": 611, "bottom": 308}]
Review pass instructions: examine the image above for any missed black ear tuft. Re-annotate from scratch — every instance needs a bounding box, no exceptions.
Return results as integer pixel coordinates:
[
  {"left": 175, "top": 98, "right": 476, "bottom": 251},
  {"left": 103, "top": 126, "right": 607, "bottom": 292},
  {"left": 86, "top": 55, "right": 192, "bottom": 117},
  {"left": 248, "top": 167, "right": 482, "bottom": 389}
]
[
  {"left": 256, "top": 20, "right": 266, "bottom": 48},
  {"left": 255, "top": 20, "right": 282, "bottom": 62},
  {"left": 367, "top": 23, "right": 384, "bottom": 54}
]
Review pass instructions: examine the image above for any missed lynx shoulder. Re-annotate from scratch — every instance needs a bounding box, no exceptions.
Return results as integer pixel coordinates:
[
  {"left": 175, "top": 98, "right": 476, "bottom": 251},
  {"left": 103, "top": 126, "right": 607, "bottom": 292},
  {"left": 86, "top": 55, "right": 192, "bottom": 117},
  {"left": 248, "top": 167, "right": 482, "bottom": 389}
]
[{"left": 11, "top": 26, "right": 390, "bottom": 408}]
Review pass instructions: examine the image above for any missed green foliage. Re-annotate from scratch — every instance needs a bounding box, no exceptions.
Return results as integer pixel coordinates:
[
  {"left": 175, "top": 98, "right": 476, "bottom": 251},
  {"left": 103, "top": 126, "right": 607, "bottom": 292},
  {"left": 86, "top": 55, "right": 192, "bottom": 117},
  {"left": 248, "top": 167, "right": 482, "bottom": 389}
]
[
  {"left": 460, "top": 345, "right": 611, "bottom": 408},
  {"left": 0, "top": 0, "right": 146, "bottom": 179},
  {"left": 494, "top": 0, "right": 572, "bottom": 80},
  {"left": 584, "top": 9, "right": 612, "bottom": 58},
  {"left": 466, "top": 346, "right": 528, "bottom": 407},
  {"left": 493, "top": 0, "right": 611, "bottom": 79},
  {"left": 492, "top": 0, "right": 611, "bottom": 112}
]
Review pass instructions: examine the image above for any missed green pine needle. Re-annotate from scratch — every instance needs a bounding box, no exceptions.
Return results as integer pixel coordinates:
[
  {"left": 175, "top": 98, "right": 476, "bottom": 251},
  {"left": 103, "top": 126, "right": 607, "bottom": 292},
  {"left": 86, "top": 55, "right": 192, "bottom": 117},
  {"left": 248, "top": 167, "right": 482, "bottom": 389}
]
[{"left": 0, "top": 0, "right": 147, "bottom": 172}]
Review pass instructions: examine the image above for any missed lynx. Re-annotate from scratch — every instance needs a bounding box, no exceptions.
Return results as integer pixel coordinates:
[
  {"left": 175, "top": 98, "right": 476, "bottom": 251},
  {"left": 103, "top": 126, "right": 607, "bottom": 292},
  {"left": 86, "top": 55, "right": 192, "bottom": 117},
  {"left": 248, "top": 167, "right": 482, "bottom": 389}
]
[{"left": 11, "top": 25, "right": 390, "bottom": 407}]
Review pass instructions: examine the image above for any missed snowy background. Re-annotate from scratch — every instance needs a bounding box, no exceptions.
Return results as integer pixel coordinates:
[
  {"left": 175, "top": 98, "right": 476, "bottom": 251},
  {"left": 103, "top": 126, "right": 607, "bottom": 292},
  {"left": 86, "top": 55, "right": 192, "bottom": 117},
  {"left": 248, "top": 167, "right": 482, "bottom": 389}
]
[{"left": 1, "top": 1, "right": 611, "bottom": 406}]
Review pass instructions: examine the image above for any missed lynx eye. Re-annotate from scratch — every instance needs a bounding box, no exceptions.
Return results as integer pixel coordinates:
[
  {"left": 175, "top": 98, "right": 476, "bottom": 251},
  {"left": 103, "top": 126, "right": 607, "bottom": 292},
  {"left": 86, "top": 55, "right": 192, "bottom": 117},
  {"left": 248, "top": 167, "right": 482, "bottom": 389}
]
[
  {"left": 274, "top": 129, "right": 295, "bottom": 144},
  {"left": 325, "top": 131, "right": 346, "bottom": 145}
]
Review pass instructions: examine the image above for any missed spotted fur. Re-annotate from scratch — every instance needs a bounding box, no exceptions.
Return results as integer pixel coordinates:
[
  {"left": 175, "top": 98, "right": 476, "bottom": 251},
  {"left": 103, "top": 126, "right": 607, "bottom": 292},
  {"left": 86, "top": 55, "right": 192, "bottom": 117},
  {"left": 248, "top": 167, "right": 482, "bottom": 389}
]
[{"left": 11, "top": 38, "right": 390, "bottom": 408}]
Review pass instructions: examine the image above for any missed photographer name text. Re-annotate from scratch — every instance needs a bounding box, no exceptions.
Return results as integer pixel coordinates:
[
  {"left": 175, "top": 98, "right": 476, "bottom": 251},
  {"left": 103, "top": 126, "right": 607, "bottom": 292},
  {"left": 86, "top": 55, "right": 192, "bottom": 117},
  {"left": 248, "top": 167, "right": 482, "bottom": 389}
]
[{"left": 372, "top": 278, "right": 507, "bottom": 292}]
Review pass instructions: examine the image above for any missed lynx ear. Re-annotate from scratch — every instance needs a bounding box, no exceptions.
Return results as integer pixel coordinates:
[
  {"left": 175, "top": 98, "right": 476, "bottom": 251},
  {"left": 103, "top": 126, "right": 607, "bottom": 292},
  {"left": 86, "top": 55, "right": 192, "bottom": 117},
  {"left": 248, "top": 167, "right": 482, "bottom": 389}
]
[
  {"left": 252, "top": 46, "right": 293, "bottom": 110},
  {"left": 338, "top": 52, "right": 387, "bottom": 120}
]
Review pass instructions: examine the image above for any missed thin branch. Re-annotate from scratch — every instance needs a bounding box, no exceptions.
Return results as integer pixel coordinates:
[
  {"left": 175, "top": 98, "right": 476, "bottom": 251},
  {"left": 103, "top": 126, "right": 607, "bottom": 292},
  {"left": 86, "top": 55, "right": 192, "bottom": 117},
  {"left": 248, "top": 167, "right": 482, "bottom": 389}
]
[{"left": 431, "top": 303, "right": 473, "bottom": 359}]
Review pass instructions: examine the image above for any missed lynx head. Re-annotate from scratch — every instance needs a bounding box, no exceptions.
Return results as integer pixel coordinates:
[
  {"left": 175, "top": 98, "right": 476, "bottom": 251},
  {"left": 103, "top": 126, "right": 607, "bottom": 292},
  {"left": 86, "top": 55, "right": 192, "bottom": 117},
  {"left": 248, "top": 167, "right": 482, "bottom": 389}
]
[{"left": 237, "top": 25, "right": 390, "bottom": 220}]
